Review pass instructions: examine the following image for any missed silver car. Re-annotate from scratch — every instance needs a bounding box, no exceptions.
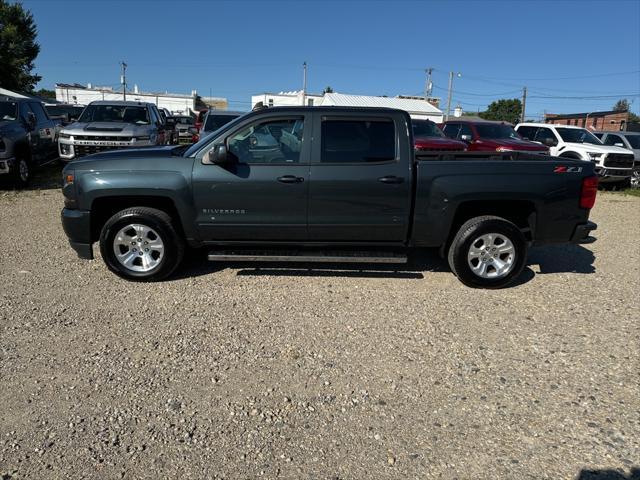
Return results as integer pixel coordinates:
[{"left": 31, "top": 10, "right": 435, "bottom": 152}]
[
  {"left": 595, "top": 131, "right": 640, "bottom": 188},
  {"left": 58, "top": 100, "right": 167, "bottom": 162}
]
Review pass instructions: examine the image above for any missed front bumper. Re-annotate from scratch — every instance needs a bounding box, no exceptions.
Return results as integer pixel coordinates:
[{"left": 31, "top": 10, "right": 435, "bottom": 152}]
[
  {"left": 61, "top": 208, "right": 94, "bottom": 259},
  {"left": 570, "top": 221, "right": 597, "bottom": 244},
  {"left": 0, "top": 157, "right": 14, "bottom": 175},
  {"left": 595, "top": 166, "right": 632, "bottom": 182}
]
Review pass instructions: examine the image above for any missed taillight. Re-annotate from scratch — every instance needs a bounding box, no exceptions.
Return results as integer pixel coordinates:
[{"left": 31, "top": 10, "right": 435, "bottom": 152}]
[{"left": 580, "top": 176, "right": 598, "bottom": 209}]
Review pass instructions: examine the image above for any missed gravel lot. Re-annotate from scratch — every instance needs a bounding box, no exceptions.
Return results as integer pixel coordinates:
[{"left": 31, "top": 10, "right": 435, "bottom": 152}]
[{"left": 1, "top": 166, "right": 639, "bottom": 479}]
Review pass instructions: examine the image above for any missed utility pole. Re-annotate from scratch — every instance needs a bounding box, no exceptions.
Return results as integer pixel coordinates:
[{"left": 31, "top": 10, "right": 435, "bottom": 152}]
[
  {"left": 424, "top": 67, "right": 433, "bottom": 99},
  {"left": 521, "top": 86, "right": 527, "bottom": 123},
  {"left": 120, "top": 61, "right": 127, "bottom": 101},
  {"left": 302, "top": 61, "right": 307, "bottom": 106},
  {"left": 446, "top": 71, "right": 460, "bottom": 121}
]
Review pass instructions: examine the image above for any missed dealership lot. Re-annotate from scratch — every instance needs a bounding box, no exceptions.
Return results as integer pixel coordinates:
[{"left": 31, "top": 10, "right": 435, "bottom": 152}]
[{"left": 0, "top": 166, "right": 638, "bottom": 479}]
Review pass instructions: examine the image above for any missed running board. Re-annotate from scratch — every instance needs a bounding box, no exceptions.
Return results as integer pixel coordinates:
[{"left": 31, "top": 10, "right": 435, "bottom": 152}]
[{"left": 207, "top": 250, "right": 408, "bottom": 264}]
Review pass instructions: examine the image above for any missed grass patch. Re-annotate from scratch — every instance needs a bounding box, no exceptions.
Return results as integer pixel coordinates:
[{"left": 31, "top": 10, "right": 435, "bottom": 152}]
[{"left": 616, "top": 188, "right": 640, "bottom": 197}]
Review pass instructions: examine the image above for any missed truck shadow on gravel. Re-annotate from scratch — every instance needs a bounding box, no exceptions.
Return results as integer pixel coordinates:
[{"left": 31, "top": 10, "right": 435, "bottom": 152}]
[
  {"left": 576, "top": 467, "right": 640, "bottom": 480},
  {"left": 527, "top": 244, "right": 596, "bottom": 275},
  {"left": 176, "top": 244, "right": 595, "bottom": 285}
]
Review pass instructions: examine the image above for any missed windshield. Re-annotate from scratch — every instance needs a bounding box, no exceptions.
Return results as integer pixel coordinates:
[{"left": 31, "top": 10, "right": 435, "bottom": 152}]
[
  {"left": 183, "top": 114, "right": 246, "bottom": 157},
  {"left": 412, "top": 120, "right": 445, "bottom": 138},
  {"left": 0, "top": 102, "right": 18, "bottom": 121},
  {"left": 174, "top": 116, "right": 193, "bottom": 125},
  {"left": 555, "top": 128, "right": 602, "bottom": 145},
  {"left": 623, "top": 134, "right": 640, "bottom": 149},
  {"left": 476, "top": 123, "right": 520, "bottom": 139},
  {"left": 204, "top": 114, "right": 240, "bottom": 132},
  {"left": 78, "top": 104, "right": 150, "bottom": 125},
  {"left": 46, "top": 105, "right": 84, "bottom": 117}
]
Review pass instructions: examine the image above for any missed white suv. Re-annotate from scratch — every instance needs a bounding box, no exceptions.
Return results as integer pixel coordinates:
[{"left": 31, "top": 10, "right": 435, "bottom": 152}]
[{"left": 515, "top": 123, "right": 634, "bottom": 187}]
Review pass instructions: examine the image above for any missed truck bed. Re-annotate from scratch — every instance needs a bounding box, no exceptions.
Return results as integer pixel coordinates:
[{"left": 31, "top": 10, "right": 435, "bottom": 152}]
[{"left": 411, "top": 151, "right": 595, "bottom": 247}]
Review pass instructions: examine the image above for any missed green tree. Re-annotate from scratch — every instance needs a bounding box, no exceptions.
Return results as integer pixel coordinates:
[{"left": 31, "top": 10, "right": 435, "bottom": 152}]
[
  {"left": 323, "top": 86, "right": 334, "bottom": 94},
  {"left": 34, "top": 88, "right": 55, "bottom": 100},
  {"left": 0, "top": 0, "right": 41, "bottom": 92},
  {"left": 479, "top": 98, "right": 522, "bottom": 124},
  {"left": 613, "top": 99, "right": 630, "bottom": 112}
]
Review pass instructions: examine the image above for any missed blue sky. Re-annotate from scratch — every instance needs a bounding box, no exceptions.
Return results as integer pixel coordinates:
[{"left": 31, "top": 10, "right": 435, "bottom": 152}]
[{"left": 25, "top": 0, "right": 640, "bottom": 117}]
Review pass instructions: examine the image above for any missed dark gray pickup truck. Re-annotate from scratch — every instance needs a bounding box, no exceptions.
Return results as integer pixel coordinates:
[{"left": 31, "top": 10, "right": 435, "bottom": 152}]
[{"left": 61, "top": 107, "right": 598, "bottom": 288}]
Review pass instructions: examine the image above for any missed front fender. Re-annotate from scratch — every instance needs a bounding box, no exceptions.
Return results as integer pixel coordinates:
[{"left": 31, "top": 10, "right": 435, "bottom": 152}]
[{"left": 76, "top": 170, "right": 198, "bottom": 240}]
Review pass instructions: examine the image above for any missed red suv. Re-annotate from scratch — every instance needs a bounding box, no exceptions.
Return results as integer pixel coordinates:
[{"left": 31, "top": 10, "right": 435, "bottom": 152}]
[
  {"left": 441, "top": 120, "right": 548, "bottom": 153},
  {"left": 412, "top": 119, "right": 466, "bottom": 151}
]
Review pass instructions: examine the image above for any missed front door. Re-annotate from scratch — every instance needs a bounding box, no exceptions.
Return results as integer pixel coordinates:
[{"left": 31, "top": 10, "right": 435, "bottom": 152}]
[
  {"left": 192, "top": 114, "right": 310, "bottom": 241},
  {"left": 307, "top": 113, "right": 411, "bottom": 242}
]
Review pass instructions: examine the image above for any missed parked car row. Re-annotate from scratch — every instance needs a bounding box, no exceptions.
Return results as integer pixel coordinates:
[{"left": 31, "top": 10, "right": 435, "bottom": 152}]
[{"left": 412, "top": 117, "right": 638, "bottom": 189}]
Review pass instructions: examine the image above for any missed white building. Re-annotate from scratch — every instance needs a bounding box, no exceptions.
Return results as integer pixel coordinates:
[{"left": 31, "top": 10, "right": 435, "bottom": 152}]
[
  {"left": 251, "top": 90, "right": 324, "bottom": 108},
  {"left": 251, "top": 90, "right": 443, "bottom": 122},
  {"left": 55, "top": 83, "right": 227, "bottom": 115}
]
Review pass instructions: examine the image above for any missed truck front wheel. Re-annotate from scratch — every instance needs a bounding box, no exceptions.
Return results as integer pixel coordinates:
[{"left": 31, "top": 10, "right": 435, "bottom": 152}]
[
  {"left": 11, "top": 155, "right": 31, "bottom": 187},
  {"left": 447, "top": 216, "right": 527, "bottom": 289},
  {"left": 99, "top": 207, "right": 185, "bottom": 281}
]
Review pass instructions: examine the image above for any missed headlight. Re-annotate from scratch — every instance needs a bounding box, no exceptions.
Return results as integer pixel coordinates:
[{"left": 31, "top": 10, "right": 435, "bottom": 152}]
[
  {"left": 586, "top": 152, "right": 603, "bottom": 160},
  {"left": 60, "top": 143, "right": 72, "bottom": 155},
  {"left": 59, "top": 133, "right": 71, "bottom": 139}
]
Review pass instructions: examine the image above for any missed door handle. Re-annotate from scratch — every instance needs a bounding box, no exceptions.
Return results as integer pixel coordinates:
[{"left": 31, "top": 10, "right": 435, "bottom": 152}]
[
  {"left": 277, "top": 175, "right": 304, "bottom": 184},
  {"left": 378, "top": 176, "right": 404, "bottom": 184}
]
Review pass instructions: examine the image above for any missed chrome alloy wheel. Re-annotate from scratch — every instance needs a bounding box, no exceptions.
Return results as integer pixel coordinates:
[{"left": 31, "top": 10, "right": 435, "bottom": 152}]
[
  {"left": 112, "top": 224, "right": 165, "bottom": 273},
  {"left": 467, "top": 233, "right": 516, "bottom": 279},
  {"left": 631, "top": 171, "right": 640, "bottom": 189}
]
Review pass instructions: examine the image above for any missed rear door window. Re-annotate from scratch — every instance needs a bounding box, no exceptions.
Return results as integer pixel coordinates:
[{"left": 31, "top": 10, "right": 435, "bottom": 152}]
[
  {"left": 320, "top": 119, "right": 395, "bottom": 163},
  {"left": 30, "top": 102, "right": 49, "bottom": 123}
]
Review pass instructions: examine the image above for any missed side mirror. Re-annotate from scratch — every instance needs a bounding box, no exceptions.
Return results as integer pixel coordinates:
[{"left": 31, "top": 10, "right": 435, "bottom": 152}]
[
  {"left": 205, "top": 144, "right": 231, "bottom": 164},
  {"left": 460, "top": 134, "right": 472, "bottom": 142},
  {"left": 26, "top": 112, "right": 36, "bottom": 129},
  {"left": 542, "top": 137, "right": 557, "bottom": 147},
  {"left": 188, "top": 126, "right": 199, "bottom": 135}
]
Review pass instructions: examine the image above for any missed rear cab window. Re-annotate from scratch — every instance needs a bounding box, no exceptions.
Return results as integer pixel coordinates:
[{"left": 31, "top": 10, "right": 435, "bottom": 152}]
[{"left": 320, "top": 118, "right": 395, "bottom": 163}]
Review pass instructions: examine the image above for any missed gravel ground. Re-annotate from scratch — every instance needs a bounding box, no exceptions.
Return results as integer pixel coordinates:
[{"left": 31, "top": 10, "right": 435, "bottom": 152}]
[{"left": 1, "top": 166, "right": 639, "bottom": 479}]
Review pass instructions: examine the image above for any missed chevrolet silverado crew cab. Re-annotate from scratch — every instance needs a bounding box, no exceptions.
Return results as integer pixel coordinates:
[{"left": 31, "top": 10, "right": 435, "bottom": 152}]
[
  {"left": 61, "top": 107, "right": 598, "bottom": 289},
  {"left": 58, "top": 101, "right": 168, "bottom": 161},
  {"left": 1, "top": 97, "right": 59, "bottom": 187},
  {"left": 515, "top": 123, "right": 634, "bottom": 187}
]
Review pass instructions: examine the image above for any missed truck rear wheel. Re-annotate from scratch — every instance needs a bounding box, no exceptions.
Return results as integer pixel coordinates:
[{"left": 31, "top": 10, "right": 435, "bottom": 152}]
[
  {"left": 99, "top": 207, "right": 185, "bottom": 281},
  {"left": 447, "top": 216, "right": 527, "bottom": 289}
]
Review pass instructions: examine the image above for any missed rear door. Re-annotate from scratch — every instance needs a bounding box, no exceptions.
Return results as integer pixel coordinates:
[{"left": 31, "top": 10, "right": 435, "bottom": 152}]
[
  {"left": 192, "top": 113, "right": 311, "bottom": 241},
  {"left": 29, "top": 102, "right": 56, "bottom": 161},
  {"left": 307, "top": 112, "right": 412, "bottom": 242}
]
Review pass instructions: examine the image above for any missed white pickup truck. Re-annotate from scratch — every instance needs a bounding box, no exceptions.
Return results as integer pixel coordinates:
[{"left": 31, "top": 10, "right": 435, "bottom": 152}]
[{"left": 515, "top": 123, "right": 634, "bottom": 188}]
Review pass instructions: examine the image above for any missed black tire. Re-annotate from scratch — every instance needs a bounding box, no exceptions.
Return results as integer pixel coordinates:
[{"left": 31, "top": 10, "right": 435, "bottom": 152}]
[
  {"left": 11, "top": 155, "right": 31, "bottom": 188},
  {"left": 447, "top": 215, "right": 527, "bottom": 289},
  {"left": 99, "top": 207, "right": 185, "bottom": 281}
]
